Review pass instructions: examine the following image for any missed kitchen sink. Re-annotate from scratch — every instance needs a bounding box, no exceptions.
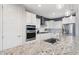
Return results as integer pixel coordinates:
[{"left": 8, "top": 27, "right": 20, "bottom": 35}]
[{"left": 44, "top": 38, "right": 58, "bottom": 44}]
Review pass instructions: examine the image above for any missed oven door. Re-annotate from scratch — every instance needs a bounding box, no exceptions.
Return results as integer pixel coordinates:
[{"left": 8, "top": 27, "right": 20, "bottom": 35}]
[
  {"left": 26, "top": 31, "right": 36, "bottom": 41},
  {"left": 26, "top": 25, "right": 36, "bottom": 41},
  {"left": 27, "top": 32, "right": 36, "bottom": 39}
]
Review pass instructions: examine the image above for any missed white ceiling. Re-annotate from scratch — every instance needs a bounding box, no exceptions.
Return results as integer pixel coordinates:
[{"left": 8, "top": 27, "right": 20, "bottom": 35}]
[{"left": 23, "top": 4, "right": 77, "bottom": 19}]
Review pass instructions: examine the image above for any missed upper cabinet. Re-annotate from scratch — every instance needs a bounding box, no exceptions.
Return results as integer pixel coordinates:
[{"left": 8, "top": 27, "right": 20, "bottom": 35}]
[
  {"left": 62, "top": 16, "right": 75, "bottom": 24},
  {"left": 31, "top": 13, "right": 37, "bottom": 25},
  {"left": 46, "top": 20, "right": 62, "bottom": 29},
  {"left": 26, "top": 12, "right": 32, "bottom": 25},
  {"left": 26, "top": 12, "right": 36, "bottom": 25},
  {"left": 36, "top": 18, "right": 40, "bottom": 28}
]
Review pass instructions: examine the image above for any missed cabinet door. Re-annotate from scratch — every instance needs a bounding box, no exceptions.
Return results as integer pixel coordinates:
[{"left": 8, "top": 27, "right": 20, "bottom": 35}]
[
  {"left": 36, "top": 18, "right": 40, "bottom": 28},
  {"left": 16, "top": 5, "right": 24, "bottom": 45},
  {"left": 0, "top": 5, "right": 2, "bottom": 51},
  {"left": 26, "top": 12, "right": 32, "bottom": 25},
  {"left": 31, "top": 13, "right": 36, "bottom": 25},
  {"left": 26, "top": 12, "right": 36, "bottom": 25},
  {"left": 3, "top": 5, "right": 21, "bottom": 50}
]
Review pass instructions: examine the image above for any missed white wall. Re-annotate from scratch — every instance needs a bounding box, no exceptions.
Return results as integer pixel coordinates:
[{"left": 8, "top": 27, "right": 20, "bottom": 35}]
[{"left": 0, "top": 5, "right": 2, "bottom": 51}]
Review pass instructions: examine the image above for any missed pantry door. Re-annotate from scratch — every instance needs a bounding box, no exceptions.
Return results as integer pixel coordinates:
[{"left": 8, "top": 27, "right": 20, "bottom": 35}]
[
  {"left": 3, "top": 5, "right": 21, "bottom": 50},
  {"left": 0, "top": 5, "right": 2, "bottom": 51}
]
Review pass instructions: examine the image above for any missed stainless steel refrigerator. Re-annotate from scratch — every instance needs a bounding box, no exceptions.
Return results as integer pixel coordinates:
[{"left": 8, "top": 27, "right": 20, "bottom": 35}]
[{"left": 62, "top": 23, "right": 75, "bottom": 36}]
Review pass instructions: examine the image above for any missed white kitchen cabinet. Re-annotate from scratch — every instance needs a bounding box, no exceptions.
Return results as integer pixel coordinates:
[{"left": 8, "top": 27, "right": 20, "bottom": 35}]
[
  {"left": 36, "top": 33, "right": 56, "bottom": 40},
  {"left": 31, "top": 13, "right": 36, "bottom": 25},
  {"left": 2, "top": 5, "right": 25, "bottom": 50},
  {"left": 36, "top": 18, "right": 40, "bottom": 28},
  {"left": 46, "top": 20, "right": 62, "bottom": 29},
  {"left": 21, "top": 8, "right": 26, "bottom": 44},
  {"left": 62, "top": 16, "right": 75, "bottom": 24},
  {"left": 26, "top": 12, "right": 36, "bottom": 25},
  {"left": 26, "top": 12, "right": 32, "bottom": 25},
  {"left": 16, "top": 5, "right": 26, "bottom": 45},
  {"left": 0, "top": 5, "right": 2, "bottom": 51}
]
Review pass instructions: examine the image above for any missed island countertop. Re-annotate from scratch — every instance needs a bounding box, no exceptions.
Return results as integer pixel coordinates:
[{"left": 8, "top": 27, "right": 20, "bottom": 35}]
[{"left": 3, "top": 35, "right": 78, "bottom": 55}]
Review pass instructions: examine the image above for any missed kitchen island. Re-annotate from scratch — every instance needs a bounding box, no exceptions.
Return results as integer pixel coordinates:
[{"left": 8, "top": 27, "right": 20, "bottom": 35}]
[
  {"left": 2, "top": 35, "right": 78, "bottom": 55},
  {"left": 36, "top": 32, "right": 60, "bottom": 40}
]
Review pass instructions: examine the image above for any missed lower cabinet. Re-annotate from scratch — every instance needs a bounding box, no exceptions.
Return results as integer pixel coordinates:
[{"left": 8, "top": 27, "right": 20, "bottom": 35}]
[
  {"left": 36, "top": 33, "right": 53, "bottom": 40},
  {"left": 36, "top": 33, "right": 59, "bottom": 40}
]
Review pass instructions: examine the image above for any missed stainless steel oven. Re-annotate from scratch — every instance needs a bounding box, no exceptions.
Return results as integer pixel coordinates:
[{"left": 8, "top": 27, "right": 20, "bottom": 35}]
[{"left": 26, "top": 25, "right": 36, "bottom": 41}]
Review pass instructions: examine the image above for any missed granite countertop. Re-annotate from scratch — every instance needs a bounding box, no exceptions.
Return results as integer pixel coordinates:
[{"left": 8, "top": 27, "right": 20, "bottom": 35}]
[{"left": 2, "top": 35, "right": 77, "bottom": 55}]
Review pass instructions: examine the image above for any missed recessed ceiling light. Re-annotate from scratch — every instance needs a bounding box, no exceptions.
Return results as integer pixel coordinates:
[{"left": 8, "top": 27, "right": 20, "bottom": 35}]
[
  {"left": 65, "top": 10, "right": 71, "bottom": 16},
  {"left": 56, "top": 4, "right": 64, "bottom": 9},
  {"left": 38, "top": 4, "right": 42, "bottom": 7}
]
